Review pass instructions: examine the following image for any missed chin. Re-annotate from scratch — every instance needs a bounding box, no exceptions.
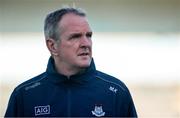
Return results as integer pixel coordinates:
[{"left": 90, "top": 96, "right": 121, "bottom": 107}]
[
  {"left": 80, "top": 64, "right": 90, "bottom": 68},
  {"left": 78, "top": 58, "right": 92, "bottom": 68}
]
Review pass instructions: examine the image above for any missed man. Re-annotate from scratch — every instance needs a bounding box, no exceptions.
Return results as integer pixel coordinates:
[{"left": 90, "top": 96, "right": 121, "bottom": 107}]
[{"left": 5, "top": 7, "right": 137, "bottom": 117}]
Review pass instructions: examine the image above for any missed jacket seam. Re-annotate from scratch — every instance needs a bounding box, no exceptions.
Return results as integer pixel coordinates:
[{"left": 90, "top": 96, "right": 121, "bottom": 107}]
[
  {"left": 95, "top": 75, "right": 126, "bottom": 92},
  {"left": 15, "top": 74, "right": 47, "bottom": 91}
]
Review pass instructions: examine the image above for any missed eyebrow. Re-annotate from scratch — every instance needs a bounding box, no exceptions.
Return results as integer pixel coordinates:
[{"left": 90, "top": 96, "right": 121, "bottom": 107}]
[
  {"left": 70, "top": 33, "right": 82, "bottom": 38},
  {"left": 69, "top": 31, "right": 92, "bottom": 38}
]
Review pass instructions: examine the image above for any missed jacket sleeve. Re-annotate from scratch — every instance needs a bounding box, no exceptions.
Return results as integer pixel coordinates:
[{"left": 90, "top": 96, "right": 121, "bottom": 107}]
[
  {"left": 127, "top": 94, "right": 138, "bottom": 117},
  {"left": 4, "top": 88, "right": 23, "bottom": 117},
  {"left": 116, "top": 86, "right": 138, "bottom": 117}
]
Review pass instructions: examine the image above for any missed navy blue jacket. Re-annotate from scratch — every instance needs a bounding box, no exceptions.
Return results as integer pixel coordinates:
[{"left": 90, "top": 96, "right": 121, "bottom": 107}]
[{"left": 5, "top": 57, "right": 137, "bottom": 117}]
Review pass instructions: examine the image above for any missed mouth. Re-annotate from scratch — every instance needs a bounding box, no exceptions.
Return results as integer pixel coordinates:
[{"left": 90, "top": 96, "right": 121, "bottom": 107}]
[{"left": 78, "top": 52, "right": 89, "bottom": 56}]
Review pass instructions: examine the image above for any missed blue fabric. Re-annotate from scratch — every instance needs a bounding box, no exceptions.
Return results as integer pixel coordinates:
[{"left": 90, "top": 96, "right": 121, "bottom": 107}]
[{"left": 5, "top": 57, "right": 137, "bottom": 117}]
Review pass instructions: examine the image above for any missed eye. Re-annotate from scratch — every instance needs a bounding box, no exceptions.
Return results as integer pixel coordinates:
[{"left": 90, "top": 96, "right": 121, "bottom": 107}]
[{"left": 86, "top": 32, "right": 92, "bottom": 38}]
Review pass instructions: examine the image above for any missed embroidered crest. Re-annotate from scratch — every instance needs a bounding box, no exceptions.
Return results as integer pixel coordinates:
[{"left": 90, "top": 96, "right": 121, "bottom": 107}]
[
  {"left": 92, "top": 105, "right": 105, "bottom": 117},
  {"left": 34, "top": 105, "right": 50, "bottom": 116}
]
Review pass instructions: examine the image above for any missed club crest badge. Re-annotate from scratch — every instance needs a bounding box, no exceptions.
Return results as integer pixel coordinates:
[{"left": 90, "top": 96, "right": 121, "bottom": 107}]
[{"left": 92, "top": 105, "right": 105, "bottom": 117}]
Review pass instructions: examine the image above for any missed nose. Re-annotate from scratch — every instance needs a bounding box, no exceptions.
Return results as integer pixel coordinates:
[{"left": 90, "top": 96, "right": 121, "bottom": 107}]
[{"left": 80, "top": 36, "right": 92, "bottom": 48}]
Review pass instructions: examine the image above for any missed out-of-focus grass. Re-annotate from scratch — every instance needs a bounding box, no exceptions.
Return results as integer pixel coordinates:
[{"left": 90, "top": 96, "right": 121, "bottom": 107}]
[{"left": 129, "top": 83, "right": 180, "bottom": 117}]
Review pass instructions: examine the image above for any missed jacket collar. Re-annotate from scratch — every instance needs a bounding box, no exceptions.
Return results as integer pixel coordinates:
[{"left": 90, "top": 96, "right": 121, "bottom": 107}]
[{"left": 45, "top": 56, "right": 96, "bottom": 84}]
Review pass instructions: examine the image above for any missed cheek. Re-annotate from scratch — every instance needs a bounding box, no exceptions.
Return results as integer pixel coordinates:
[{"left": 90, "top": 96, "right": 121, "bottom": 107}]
[
  {"left": 89, "top": 40, "right": 93, "bottom": 48},
  {"left": 59, "top": 43, "right": 78, "bottom": 55}
]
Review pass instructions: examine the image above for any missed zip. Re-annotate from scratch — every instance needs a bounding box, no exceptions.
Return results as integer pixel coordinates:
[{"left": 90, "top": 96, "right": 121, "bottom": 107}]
[{"left": 67, "top": 87, "right": 71, "bottom": 117}]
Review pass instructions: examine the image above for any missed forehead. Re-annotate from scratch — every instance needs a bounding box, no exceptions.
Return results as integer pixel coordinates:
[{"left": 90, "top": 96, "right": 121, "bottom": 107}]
[{"left": 59, "top": 13, "right": 91, "bottom": 32}]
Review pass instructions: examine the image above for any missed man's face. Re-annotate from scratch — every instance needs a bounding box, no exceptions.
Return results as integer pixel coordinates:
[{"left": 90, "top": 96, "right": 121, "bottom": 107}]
[{"left": 55, "top": 13, "right": 92, "bottom": 69}]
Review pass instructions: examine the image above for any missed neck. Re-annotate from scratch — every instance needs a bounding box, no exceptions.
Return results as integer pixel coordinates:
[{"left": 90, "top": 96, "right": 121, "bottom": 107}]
[{"left": 54, "top": 60, "right": 85, "bottom": 78}]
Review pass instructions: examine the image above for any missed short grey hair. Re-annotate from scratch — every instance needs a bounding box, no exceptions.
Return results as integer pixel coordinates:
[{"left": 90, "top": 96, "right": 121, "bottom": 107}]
[{"left": 44, "top": 7, "right": 86, "bottom": 41}]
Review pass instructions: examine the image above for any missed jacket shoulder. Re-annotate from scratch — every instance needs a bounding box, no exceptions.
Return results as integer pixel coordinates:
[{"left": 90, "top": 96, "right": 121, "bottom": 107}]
[
  {"left": 5, "top": 72, "right": 47, "bottom": 117},
  {"left": 95, "top": 70, "right": 129, "bottom": 92},
  {"left": 14, "top": 72, "right": 46, "bottom": 92}
]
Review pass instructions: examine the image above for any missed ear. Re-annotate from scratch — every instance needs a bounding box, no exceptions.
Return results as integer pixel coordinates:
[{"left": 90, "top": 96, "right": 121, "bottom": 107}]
[{"left": 46, "top": 39, "right": 58, "bottom": 56}]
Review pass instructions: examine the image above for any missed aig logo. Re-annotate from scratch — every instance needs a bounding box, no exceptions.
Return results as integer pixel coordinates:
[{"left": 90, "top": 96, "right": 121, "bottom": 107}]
[{"left": 34, "top": 105, "right": 50, "bottom": 116}]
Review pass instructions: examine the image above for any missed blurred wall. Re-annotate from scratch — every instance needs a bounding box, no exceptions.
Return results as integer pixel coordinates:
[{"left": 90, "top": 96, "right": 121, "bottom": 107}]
[{"left": 0, "top": 0, "right": 179, "bottom": 32}]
